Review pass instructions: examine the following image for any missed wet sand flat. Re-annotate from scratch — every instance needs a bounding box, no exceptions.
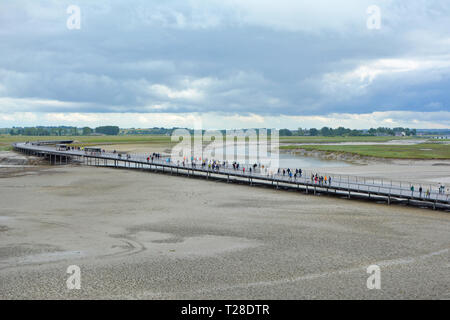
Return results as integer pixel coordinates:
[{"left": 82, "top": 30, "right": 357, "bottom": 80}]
[
  {"left": 0, "top": 165, "right": 449, "bottom": 299},
  {"left": 94, "top": 143, "right": 171, "bottom": 154}
]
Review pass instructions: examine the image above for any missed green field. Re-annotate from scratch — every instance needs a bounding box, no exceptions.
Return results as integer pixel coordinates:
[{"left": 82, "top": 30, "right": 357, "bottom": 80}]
[
  {"left": 0, "top": 135, "right": 173, "bottom": 148},
  {"left": 0, "top": 145, "right": 12, "bottom": 151},
  {"left": 279, "top": 136, "right": 419, "bottom": 144},
  {"left": 3, "top": 134, "right": 448, "bottom": 159},
  {"left": 0, "top": 134, "right": 171, "bottom": 144},
  {"left": 1, "top": 134, "right": 418, "bottom": 143},
  {"left": 281, "top": 143, "right": 450, "bottom": 159}
]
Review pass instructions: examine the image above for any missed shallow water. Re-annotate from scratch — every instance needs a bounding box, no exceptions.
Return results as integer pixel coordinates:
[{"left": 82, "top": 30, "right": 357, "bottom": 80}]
[
  {"left": 278, "top": 152, "right": 350, "bottom": 169},
  {"left": 208, "top": 145, "right": 351, "bottom": 169}
]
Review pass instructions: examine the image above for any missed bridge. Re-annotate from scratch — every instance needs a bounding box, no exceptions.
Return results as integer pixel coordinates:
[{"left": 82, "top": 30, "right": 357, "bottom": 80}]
[{"left": 12, "top": 140, "right": 450, "bottom": 211}]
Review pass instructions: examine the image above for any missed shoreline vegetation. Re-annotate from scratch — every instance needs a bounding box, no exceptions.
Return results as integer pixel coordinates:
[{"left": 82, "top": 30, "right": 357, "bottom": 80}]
[
  {"left": 279, "top": 136, "right": 417, "bottom": 143},
  {"left": 280, "top": 143, "right": 450, "bottom": 160},
  {"left": 1, "top": 134, "right": 449, "bottom": 160}
]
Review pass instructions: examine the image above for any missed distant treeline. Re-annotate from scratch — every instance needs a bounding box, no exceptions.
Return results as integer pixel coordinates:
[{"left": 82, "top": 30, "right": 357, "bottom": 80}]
[
  {"left": 416, "top": 129, "right": 450, "bottom": 136},
  {"left": 280, "top": 127, "right": 417, "bottom": 136},
  {"left": 6, "top": 126, "right": 120, "bottom": 136},
  {"left": 0, "top": 126, "right": 421, "bottom": 137}
]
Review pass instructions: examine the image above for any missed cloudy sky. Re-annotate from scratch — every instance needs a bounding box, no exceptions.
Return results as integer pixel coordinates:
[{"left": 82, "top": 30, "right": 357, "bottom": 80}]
[{"left": 1, "top": 0, "right": 450, "bottom": 129}]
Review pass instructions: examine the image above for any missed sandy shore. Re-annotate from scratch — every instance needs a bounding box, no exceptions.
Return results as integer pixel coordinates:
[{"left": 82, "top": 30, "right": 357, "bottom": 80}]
[
  {"left": 94, "top": 143, "right": 171, "bottom": 155},
  {"left": 0, "top": 163, "right": 449, "bottom": 299}
]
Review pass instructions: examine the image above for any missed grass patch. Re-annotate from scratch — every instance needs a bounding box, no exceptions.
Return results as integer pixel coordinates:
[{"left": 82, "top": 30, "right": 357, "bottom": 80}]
[
  {"left": 0, "top": 134, "right": 172, "bottom": 144},
  {"left": 1, "top": 134, "right": 439, "bottom": 158},
  {"left": 0, "top": 145, "right": 12, "bottom": 151},
  {"left": 0, "top": 134, "right": 206, "bottom": 151},
  {"left": 280, "top": 143, "right": 450, "bottom": 159},
  {"left": 279, "top": 136, "right": 420, "bottom": 144},
  {"left": 0, "top": 135, "right": 176, "bottom": 152},
  {"left": 2, "top": 134, "right": 423, "bottom": 145}
]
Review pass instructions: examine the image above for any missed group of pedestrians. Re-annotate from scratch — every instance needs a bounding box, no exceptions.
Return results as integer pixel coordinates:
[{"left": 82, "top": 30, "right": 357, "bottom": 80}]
[
  {"left": 146, "top": 152, "right": 162, "bottom": 163},
  {"left": 276, "top": 168, "right": 304, "bottom": 180},
  {"left": 203, "top": 160, "right": 222, "bottom": 171},
  {"left": 310, "top": 173, "right": 332, "bottom": 185},
  {"left": 411, "top": 185, "right": 447, "bottom": 199},
  {"left": 414, "top": 186, "right": 431, "bottom": 198}
]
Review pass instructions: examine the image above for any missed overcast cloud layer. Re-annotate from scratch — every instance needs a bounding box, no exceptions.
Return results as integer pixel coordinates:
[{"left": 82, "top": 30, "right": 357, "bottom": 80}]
[{"left": 1, "top": 0, "right": 450, "bottom": 128}]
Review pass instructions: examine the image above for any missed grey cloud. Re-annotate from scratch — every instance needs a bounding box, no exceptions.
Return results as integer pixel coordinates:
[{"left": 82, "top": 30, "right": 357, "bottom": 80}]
[{"left": 0, "top": 0, "right": 449, "bottom": 118}]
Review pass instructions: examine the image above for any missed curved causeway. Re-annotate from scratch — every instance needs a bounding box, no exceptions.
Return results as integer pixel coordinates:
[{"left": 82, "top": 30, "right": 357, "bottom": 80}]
[{"left": 12, "top": 140, "right": 450, "bottom": 211}]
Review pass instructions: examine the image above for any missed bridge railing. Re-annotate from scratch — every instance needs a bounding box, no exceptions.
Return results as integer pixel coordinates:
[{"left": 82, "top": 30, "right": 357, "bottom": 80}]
[
  {"left": 112, "top": 152, "right": 448, "bottom": 202},
  {"left": 13, "top": 142, "right": 450, "bottom": 203}
]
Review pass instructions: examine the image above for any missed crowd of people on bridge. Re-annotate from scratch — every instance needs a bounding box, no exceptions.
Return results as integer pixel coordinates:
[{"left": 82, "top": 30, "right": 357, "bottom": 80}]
[
  {"left": 309, "top": 173, "right": 332, "bottom": 186},
  {"left": 141, "top": 154, "right": 339, "bottom": 186},
  {"left": 66, "top": 144, "right": 449, "bottom": 198},
  {"left": 411, "top": 184, "right": 448, "bottom": 199},
  {"left": 146, "top": 152, "right": 162, "bottom": 162}
]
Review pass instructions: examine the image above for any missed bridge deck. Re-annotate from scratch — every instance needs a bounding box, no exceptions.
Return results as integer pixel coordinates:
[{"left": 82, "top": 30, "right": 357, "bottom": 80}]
[{"left": 12, "top": 141, "right": 450, "bottom": 210}]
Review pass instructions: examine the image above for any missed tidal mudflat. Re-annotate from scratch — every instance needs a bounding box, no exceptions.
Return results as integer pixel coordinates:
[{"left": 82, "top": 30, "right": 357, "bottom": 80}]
[{"left": 0, "top": 163, "right": 449, "bottom": 299}]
